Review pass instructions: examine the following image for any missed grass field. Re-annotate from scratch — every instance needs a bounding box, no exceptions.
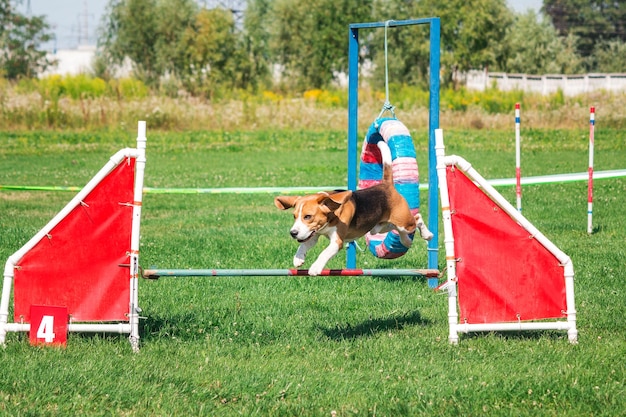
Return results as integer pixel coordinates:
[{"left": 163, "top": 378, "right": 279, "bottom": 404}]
[{"left": 1, "top": 125, "right": 625, "bottom": 416}]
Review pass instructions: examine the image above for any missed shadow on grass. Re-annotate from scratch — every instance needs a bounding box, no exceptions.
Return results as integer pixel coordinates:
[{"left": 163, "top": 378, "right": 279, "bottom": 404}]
[
  {"left": 461, "top": 329, "right": 572, "bottom": 342},
  {"left": 138, "top": 312, "right": 217, "bottom": 342},
  {"left": 373, "top": 275, "right": 427, "bottom": 283},
  {"left": 319, "top": 310, "right": 430, "bottom": 341},
  {"left": 137, "top": 310, "right": 431, "bottom": 343}
]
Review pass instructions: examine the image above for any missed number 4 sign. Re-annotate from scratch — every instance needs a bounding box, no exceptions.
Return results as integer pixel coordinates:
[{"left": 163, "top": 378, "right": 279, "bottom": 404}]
[{"left": 29, "top": 305, "right": 68, "bottom": 347}]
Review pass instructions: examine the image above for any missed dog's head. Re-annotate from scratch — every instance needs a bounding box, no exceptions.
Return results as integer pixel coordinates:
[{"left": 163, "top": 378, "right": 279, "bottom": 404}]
[{"left": 274, "top": 191, "right": 352, "bottom": 242}]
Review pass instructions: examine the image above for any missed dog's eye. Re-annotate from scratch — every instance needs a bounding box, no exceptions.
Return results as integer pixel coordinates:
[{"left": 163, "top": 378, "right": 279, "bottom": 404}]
[{"left": 303, "top": 214, "right": 312, "bottom": 221}]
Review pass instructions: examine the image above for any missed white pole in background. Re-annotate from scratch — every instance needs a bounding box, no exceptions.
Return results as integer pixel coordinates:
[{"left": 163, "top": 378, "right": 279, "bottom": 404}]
[
  {"left": 515, "top": 103, "right": 522, "bottom": 212},
  {"left": 588, "top": 107, "right": 595, "bottom": 234}
]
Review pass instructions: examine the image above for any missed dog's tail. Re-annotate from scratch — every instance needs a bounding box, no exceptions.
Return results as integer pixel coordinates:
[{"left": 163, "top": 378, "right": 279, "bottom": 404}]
[{"left": 377, "top": 140, "right": 394, "bottom": 183}]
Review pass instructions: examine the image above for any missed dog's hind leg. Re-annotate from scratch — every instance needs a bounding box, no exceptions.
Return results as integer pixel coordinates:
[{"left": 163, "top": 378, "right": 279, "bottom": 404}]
[
  {"left": 392, "top": 225, "right": 415, "bottom": 248},
  {"left": 415, "top": 213, "right": 434, "bottom": 241}
]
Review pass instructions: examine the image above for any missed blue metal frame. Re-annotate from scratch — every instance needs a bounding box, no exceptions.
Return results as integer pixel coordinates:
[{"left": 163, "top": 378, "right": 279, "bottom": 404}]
[{"left": 347, "top": 18, "right": 441, "bottom": 287}]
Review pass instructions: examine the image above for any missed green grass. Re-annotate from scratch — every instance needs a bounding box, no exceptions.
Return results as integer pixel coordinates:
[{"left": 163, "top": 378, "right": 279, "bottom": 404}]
[{"left": 0, "top": 127, "right": 625, "bottom": 416}]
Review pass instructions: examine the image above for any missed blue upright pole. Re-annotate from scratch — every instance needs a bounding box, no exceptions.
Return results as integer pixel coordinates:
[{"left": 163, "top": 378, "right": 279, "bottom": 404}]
[
  {"left": 427, "top": 18, "right": 441, "bottom": 287},
  {"left": 347, "top": 26, "right": 360, "bottom": 269}
]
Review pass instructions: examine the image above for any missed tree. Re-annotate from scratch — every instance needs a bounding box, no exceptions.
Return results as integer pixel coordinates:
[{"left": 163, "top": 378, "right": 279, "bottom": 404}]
[
  {"left": 544, "top": 0, "right": 626, "bottom": 66},
  {"left": 178, "top": 8, "right": 246, "bottom": 97},
  {"left": 98, "top": 0, "right": 197, "bottom": 86},
  {"left": 99, "top": 0, "right": 257, "bottom": 95},
  {"left": 154, "top": 0, "right": 199, "bottom": 78},
  {"left": 264, "top": 0, "right": 373, "bottom": 91},
  {"left": 369, "top": 0, "right": 514, "bottom": 88},
  {"left": 496, "top": 10, "right": 582, "bottom": 74},
  {"left": 366, "top": 0, "right": 435, "bottom": 90},
  {"left": 592, "top": 39, "right": 626, "bottom": 72},
  {"left": 98, "top": 0, "right": 160, "bottom": 84},
  {"left": 240, "top": 0, "right": 272, "bottom": 90},
  {"left": 0, "top": 0, "right": 54, "bottom": 79}
]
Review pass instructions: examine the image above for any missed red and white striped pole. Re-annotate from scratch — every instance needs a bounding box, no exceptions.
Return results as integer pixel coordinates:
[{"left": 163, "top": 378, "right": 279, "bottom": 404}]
[
  {"left": 515, "top": 103, "right": 522, "bottom": 212},
  {"left": 587, "top": 106, "right": 595, "bottom": 234}
]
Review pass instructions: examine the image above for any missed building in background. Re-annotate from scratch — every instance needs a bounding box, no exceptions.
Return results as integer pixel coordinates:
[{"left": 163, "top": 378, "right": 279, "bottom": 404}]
[{"left": 41, "top": 45, "right": 96, "bottom": 76}]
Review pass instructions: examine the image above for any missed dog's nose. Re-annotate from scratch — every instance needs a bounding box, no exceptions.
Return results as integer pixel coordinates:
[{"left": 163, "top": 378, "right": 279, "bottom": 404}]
[{"left": 290, "top": 229, "right": 298, "bottom": 238}]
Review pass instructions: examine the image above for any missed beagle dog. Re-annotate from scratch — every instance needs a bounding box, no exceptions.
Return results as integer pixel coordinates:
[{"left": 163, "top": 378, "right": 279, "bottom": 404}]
[{"left": 274, "top": 141, "right": 432, "bottom": 275}]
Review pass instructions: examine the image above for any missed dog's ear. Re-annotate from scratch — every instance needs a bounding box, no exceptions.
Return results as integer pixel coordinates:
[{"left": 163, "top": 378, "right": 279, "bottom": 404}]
[
  {"left": 274, "top": 195, "right": 298, "bottom": 210},
  {"left": 321, "top": 190, "right": 352, "bottom": 212}
]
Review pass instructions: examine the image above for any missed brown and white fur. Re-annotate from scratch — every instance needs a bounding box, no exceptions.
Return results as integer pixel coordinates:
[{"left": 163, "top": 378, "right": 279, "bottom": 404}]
[{"left": 274, "top": 141, "right": 433, "bottom": 275}]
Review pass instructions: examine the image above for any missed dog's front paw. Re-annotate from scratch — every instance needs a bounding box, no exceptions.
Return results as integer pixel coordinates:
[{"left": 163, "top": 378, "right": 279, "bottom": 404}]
[
  {"left": 308, "top": 261, "right": 325, "bottom": 276},
  {"left": 293, "top": 255, "right": 305, "bottom": 268}
]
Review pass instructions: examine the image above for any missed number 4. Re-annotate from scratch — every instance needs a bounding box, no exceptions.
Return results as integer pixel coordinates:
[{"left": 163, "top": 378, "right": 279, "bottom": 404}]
[
  {"left": 29, "top": 305, "right": 68, "bottom": 346},
  {"left": 37, "top": 315, "right": 56, "bottom": 343}
]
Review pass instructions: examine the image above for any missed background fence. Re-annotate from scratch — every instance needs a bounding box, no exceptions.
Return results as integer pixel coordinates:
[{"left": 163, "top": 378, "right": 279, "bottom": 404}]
[{"left": 466, "top": 70, "right": 626, "bottom": 96}]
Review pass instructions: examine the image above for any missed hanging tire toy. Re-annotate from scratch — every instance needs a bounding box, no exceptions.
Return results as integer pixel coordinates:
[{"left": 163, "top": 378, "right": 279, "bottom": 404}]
[{"left": 358, "top": 118, "right": 421, "bottom": 259}]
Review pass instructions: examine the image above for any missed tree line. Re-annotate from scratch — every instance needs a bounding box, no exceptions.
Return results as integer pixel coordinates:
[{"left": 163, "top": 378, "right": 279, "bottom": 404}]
[{"left": 2, "top": 0, "right": 626, "bottom": 96}]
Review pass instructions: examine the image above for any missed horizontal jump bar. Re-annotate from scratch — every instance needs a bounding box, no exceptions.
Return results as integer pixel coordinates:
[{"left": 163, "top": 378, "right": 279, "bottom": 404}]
[
  {"left": 350, "top": 18, "right": 438, "bottom": 30},
  {"left": 142, "top": 268, "right": 440, "bottom": 279},
  {"left": 5, "top": 169, "right": 626, "bottom": 194}
]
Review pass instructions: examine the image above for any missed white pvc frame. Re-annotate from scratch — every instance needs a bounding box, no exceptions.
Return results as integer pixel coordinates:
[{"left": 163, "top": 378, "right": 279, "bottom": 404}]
[
  {"left": 0, "top": 122, "right": 147, "bottom": 352},
  {"left": 435, "top": 129, "right": 578, "bottom": 344}
]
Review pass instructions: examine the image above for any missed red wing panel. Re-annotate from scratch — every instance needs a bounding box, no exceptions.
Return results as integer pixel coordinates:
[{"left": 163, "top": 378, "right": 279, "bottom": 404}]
[
  {"left": 14, "top": 158, "right": 136, "bottom": 323},
  {"left": 446, "top": 166, "right": 566, "bottom": 324}
]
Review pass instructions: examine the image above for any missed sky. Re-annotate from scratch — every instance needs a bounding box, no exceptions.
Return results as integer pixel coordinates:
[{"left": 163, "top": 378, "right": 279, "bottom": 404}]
[
  {"left": 26, "top": 0, "right": 108, "bottom": 50},
  {"left": 508, "top": 0, "right": 543, "bottom": 13},
  {"left": 24, "top": 0, "right": 544, "bottom": 51}
]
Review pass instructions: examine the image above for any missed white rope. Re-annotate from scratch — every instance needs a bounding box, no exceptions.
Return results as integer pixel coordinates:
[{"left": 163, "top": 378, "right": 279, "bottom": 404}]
[{"left": 377, "top": 20, "right": 396, "bottom": 121}]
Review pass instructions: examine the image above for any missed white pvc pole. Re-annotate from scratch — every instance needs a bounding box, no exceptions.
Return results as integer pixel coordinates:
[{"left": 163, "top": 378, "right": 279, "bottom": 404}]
[
  {"left": 587, "top": 107, "right": 596, "bottom": 234},
  {"left": 128, "top": 121, "right": 147, "bottom": 352},
  {"left": 515, "top": 103, "right": 522, "bottom": 212},
  {"left": 3, "top": 322, "right": 131, "bottom": 334},
  {"left": 435, "top": 129, "right": 460, "bottom": 345}
]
